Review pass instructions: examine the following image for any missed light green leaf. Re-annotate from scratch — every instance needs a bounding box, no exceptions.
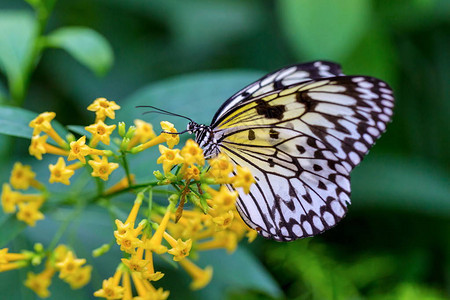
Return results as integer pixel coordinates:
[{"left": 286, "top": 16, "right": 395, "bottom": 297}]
[
  {"left": 342, "top": 27, "right": 397, "bottom": 86},
  {"left": 0, "top": 214, "right": 27, "bottom": 248},
  {"left": 278, "top": 0, "right": 371, "bottom": 61},
  {"left": 0, "top": 11, "right": 38, "bottom": 100},
  {"left": 0, "top": 106, "right": 67, "bottom": 140},
  {"left": 46, "top": 27, "right": 114, "bottom": 76}
]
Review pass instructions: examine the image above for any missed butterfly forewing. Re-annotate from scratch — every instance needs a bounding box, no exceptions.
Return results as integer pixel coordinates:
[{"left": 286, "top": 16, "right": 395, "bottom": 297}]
[
  {"left": 211, "top": 61, "right": 344, "bottom": 126},
  {"left": 197, "top": 62, "right": 394, "bottom": 241}
]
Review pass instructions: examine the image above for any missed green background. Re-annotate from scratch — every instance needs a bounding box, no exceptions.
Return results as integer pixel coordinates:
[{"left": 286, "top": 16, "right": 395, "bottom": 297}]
[{"left": 0, "top": 0, "right": 449, "bottom": 299}]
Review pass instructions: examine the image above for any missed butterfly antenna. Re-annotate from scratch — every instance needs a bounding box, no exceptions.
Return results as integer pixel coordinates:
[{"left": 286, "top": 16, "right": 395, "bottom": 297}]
[{"left": 136, "top": 105, "right": 193, "bottom": 122}]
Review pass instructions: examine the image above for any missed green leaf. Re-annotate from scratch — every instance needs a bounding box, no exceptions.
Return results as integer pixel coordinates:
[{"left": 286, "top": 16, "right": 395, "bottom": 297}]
[
  {"left": 0, "top": 214, "right": 27, "bottom": 247},
  {"left": 342, "top": 27, "right": 397, "bottom": 86},
  {"left": 46, "top": 27, "right": 114, "bottom": 76},
  {"left": 200, "top": 247, "right": 282, "bottom": 299},
  {"left": 160, "top": 247, "right": 282, "bottom": 299},
  {"left": 277, "top": 0, "right": 371, "bottom": 61},
  {"left": 0, "top": 106, "right": 67, "bottom": 140},
  {"left": 0, "top": 11, "right": 38, "bottom": 101},
  {"left": 0, "top": 106, "right": 36, "bottom": 138},
  {"left": 352, "top": 154, "right": 450, "bottom": 216}
]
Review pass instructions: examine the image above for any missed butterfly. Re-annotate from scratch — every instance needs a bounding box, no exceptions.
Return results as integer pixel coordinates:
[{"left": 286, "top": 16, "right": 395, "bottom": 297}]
[{"left": 185, "top": 61, "right": 394, "bottom": 241}]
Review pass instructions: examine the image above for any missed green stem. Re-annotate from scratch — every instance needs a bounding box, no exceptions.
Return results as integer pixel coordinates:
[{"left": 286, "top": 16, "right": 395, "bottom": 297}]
[
  {"left": 47, "top": 202, "right": 85, "bottom": 252},
  {"left": 147, "top": 188, "right": 153, "bottom": 222},
  {"left": 120, "top": 151, "right": 133, "bottom": 187},
  {"left": 95, "top": 177, "right": 104, "bottom": 196}
]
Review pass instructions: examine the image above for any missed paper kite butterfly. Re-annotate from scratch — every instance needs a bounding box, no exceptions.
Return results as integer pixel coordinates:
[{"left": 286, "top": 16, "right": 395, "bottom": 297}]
[{"left": 186, "top": 61, "right": 393, "bottom": 241}]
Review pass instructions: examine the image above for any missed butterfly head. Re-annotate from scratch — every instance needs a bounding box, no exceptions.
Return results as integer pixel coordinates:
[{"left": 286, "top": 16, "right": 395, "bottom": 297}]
[{"left": 186, "top": 121, "right": 219, "bottom": 158}]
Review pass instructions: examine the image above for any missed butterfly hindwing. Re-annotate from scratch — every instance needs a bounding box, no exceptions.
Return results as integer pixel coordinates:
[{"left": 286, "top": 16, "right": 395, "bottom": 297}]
[{"left": 211, "top": 75, "right": 393, "bottom": 240}]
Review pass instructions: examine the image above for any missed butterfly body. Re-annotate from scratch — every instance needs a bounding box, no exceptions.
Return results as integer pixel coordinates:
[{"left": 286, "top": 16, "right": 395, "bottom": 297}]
[{"left": 189, "top": 61, "right": 394, "bottom": 241}]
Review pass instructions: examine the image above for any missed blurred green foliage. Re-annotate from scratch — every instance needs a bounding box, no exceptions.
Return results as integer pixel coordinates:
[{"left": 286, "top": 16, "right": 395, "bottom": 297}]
[{"left": 0, "top": 0, "right": 449, "bottom": 299}]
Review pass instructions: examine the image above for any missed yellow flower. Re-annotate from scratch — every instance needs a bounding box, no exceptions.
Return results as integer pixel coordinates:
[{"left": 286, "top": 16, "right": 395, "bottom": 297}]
[
  {"left": 246, "top": 230, "right": 258, "bottom": 243},
  {"left": 207, "top": 153, "right": 234, "bottom": 183},
  {"left": 24, "top": 268, "right": 55, "bottom": 298},
  {"left": 232, "top": 165, "right": 255, "bottom": 194},
  {"left": 183, "top": 165, "right": 201, "bottom": 181},
  {"left": 114, "top": 194, "right": 144, "bottom": 237},
  {"left": 178, "top": 259, "right": 213, "bottom": 290},
  {"left": 0, "top": 248, "right": 28, "bottom": 264},
  {"left": 142, "top": 203, "right": 174, "bottom": 254},
  {"left": 156, "top": 145, "right": 184, "bottom": 175},
  {"left": 9, "top": 162, "right": 36, "bottom": 190},
  {"left": 85, "top": 120, "right": 116, "bottom": 147},
  {"left": 165, "top": 234, "right": 192, "bottom": 261},
  {"left": 0, "top": 261, "right": 28, "bottom": 272},
  {"left": 121, "top": 255, "right": 148, "bottom": 274},
  {"left": 16, "top": 202, "right": 44, "bottom": 226},
  {"left": 129, "top": 121, "right": 180, "bottom": 153},
  {"left": 29, "top": 135, "right": 69, "bottom": 160},
  {"left": 64, "top": 265, "right": 92, "bottom": 289},
  {"left": 88, "top": 156, "right": 119, "bottom": 181},
  {"left": 94, "top": 268, "right": 124, "bottom": 299},
  {"left": 212, "top": 210, "right": 234, "bottom": 231},
  {"left": 210, "top": 185, "right": 237, "bottom": 211},
  {"left": 160, "top": 121, "right": 180, "bottom": 149},
  {"left": 1, "top": 183, "right": 20, "bottom": 213},
  {"left": 49, "top": 157, "right": 75, "bottom": 185},
  {"left": 181, "top": 139, "right": 205, "bottom": 166},
  {"left": 115, "top": 230, "right": 142, "bottom": 254},
  {"left": 87, "top": 97, "right": 121, "bottom": 122},
  {"left": 56, "top": 251, "right": 86, "bottom": 279},
  {"left": 29, "top": 112, "right": 67, "bottom": 148},
  {"left": 53, "top": 244, "right": 70, "bottom": 262},
  {"left": 197, "top": 231, "right": 238, "bottom": 254},
  {"left": 29, "top": 112, "right": 55, "bottom": 136},
  {"left": 131, "top": 272, "right": 169, "bottom": 299},
  {"left": 68, "top": 136, "right": 91, "bottom": 163},
  {"left": 128, "top": 119, "right": 157, "bottom": 149}
]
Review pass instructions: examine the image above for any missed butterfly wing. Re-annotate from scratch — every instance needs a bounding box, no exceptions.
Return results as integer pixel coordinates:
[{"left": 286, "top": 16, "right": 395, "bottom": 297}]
[
  {"left": 211, "top": 61, "right": 344, "bottom": 126},
  {"left": 213, "top": 75, "right": 394, "bottom": 241}
]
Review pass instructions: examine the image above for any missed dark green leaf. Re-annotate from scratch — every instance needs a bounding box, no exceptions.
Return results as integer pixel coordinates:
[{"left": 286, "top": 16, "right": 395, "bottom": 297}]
[
  {"left": 278, "top": 0, "right": 371, "bottom": 61},
  {"left": 352, "top": 155, "right": 450, "bottom": 216},
  {"left": 0, "top": 11, "right": 38, "bottom": 100},
  {"left": 46, "top": 27, "right": 114, "bottom": 76}
]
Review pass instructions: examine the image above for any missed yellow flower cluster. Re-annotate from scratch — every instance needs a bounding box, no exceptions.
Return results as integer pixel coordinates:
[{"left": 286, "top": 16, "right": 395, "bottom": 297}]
[
  {"left": 0, "top": 244, "right": 91, "bottom": 298},
  {"left": 1, "top": 163, "right": 46, "bottom": 226},
  {"left": 1, "top": 96, "right": 260, "bottom": 299},
  {"left": 94, "top": 138, "right": 257, "bottom": 298}
]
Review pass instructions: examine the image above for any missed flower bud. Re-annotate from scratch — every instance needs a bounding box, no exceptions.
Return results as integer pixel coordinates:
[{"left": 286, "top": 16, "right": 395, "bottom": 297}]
[
  {"left": 118, "top": 122, "right": 126, "bottom": 137},
  {"left": 125, "top": 126, "right": 136, "bottom": 139},
  {"left": 153, "top": 170, "right": 164, "bottom": 180},
  {"left": 92, "top": 244, "right": 111, "bottom": 257}
]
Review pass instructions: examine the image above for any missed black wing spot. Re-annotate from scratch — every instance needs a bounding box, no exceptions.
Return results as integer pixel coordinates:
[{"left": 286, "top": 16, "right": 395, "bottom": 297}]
[
  {"left": 296, "top": 145, "right": 306, "bottom": 154},
  {"left": 296, "top": 92, "right": 313, "bottom": 111},
  {"left": 248, "top": 129, "right": 255, "bottom": 140},
  {"left": 313, "top": 164, "right": 323, "bottom": 171},
  {"left": 318, "top": 181, "right": 327, "bottom": 190},
  {"left": 268, "top": 158, "right": 275, "bottom": 167},
  {"left": 269, "top": 129, "right": 280, "bottom": 139},
  {"left": 255, "top": 100, "right": 285, "bottom": 120}
]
